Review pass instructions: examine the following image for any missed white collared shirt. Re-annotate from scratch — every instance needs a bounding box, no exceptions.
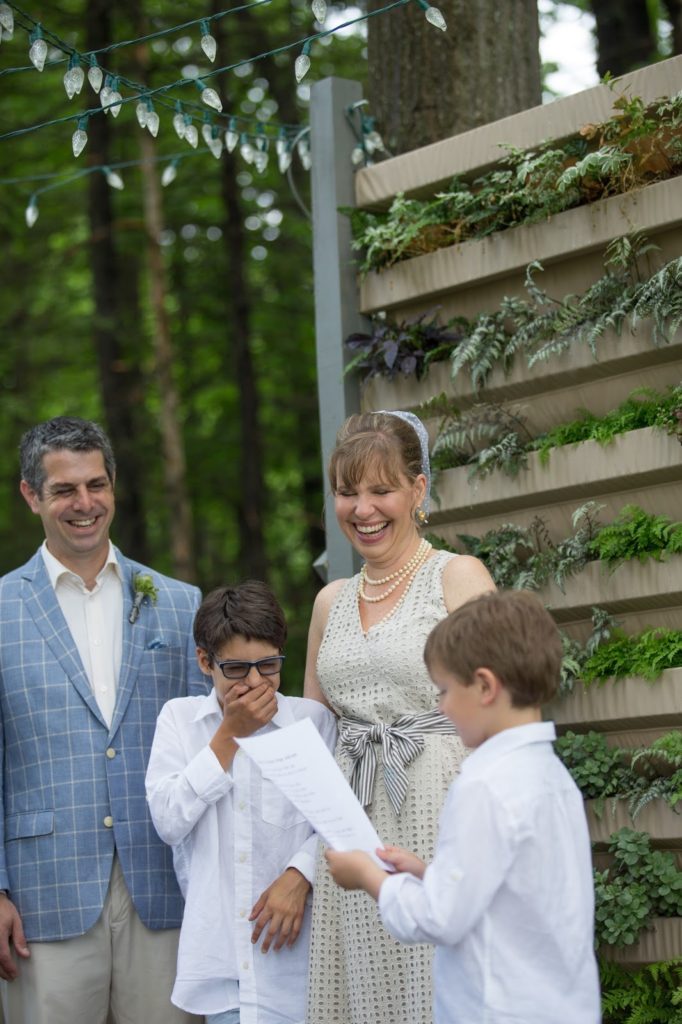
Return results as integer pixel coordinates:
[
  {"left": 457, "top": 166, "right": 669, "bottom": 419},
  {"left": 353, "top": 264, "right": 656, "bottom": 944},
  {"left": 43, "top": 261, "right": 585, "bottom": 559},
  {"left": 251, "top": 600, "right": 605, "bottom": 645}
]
[
  {"left": 379, "top": 722, "right": 601, "bottom": 1024},
  {"left": 42, "top": 541, "right": 123, "bottom": 727},
  {"left": 145, "top": 690, "right": 337, "bottom": 1021}
]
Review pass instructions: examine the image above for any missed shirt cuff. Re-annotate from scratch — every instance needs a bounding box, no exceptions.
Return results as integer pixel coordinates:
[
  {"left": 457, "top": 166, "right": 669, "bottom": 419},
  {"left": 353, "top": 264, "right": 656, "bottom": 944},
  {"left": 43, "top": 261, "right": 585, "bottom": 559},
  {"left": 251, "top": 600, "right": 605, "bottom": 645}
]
[
  {"left": 285, "top": 846, "right": 317, "bottom": 887},
  {"left": 184, "top": 744, "right": 234, "bottom": 802},
  {"left": 378, "top": 871, "right": 422, "bottom": 944}
]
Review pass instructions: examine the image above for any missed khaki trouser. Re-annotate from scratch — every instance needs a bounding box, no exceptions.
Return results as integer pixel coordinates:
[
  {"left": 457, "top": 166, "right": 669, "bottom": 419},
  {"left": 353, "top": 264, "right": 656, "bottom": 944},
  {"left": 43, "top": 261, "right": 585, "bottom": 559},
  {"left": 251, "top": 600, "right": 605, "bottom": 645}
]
[{"left": 1, "top": 856, "right": 202, "bottom": 1024}]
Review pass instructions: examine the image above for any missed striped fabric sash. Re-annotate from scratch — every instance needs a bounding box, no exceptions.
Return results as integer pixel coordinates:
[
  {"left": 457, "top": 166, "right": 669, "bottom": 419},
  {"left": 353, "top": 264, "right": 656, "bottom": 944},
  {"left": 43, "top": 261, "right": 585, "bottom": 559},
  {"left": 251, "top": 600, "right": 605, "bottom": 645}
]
[{"left": 338, "top": 709, "right": 457, "bottom": 816}]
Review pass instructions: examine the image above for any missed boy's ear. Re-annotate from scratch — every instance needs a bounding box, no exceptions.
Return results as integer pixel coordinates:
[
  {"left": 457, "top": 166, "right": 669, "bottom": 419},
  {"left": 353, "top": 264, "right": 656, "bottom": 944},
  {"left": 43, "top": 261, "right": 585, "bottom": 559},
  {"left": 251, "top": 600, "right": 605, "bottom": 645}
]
[
  {"left": 474, "top": 667, "right": 502, "bottom": 706},
  {"left": 196, "top": 647, "right": 213, "bottom": 676}
]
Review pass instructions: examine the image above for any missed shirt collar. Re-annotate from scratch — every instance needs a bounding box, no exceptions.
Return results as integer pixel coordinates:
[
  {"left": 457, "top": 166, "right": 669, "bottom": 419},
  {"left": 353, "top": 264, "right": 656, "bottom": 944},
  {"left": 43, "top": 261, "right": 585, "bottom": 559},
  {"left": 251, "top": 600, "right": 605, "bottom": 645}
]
[
  {"left": 194, "top": 688, "right": 292, "bottom": 728},
  {"left": 461, "top": 721, "right": 557, "bottom": 777},
  {"left": 41, "top": 540, "right": 122, "bottom": 590}
]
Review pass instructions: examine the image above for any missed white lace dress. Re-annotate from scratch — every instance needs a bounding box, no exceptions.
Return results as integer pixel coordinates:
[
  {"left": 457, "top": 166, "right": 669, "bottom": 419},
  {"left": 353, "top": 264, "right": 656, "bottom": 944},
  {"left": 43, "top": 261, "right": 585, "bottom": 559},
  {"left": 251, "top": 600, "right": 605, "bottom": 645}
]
[{"left": 306, "top": 551, "right": 467, "bottom": 1024}]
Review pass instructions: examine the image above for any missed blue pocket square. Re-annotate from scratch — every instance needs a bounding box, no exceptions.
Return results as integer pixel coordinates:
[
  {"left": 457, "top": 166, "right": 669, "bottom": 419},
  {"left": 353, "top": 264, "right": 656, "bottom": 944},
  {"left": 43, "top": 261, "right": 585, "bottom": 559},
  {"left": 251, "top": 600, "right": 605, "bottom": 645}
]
[{"left": 147, "top": 638, "right": 169, "bottom": 650}]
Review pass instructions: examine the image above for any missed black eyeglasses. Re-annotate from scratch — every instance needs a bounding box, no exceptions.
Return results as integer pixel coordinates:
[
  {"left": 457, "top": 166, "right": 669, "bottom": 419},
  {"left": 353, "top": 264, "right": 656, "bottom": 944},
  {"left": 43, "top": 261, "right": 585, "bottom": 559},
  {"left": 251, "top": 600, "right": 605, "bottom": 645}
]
[{"left": 216, "top": 655, "right": 286, "bottom": 680}]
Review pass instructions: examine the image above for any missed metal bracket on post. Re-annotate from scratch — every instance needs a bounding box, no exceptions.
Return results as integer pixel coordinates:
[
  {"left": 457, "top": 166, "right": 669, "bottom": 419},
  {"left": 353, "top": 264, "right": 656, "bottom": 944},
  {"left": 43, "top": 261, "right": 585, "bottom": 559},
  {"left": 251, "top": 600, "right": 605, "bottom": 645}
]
[{"left": 310, "top": 77, "right": 367, "bottom": 583}]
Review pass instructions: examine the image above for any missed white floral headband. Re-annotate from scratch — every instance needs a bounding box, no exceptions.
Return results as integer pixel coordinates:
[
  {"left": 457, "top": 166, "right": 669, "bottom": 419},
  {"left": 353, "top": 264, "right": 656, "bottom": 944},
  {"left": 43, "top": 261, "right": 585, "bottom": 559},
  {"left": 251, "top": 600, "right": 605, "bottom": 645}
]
[{"left": 380, "top": 409, "right": 431, "bottom": 515}]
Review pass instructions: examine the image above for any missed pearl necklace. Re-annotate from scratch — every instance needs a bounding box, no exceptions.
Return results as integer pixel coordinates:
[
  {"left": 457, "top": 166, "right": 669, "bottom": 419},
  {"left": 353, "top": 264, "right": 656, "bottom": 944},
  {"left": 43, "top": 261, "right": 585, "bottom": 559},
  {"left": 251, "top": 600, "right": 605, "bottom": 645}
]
[{"left": 358, "top": 539, "right": 431, "bottom": 603}]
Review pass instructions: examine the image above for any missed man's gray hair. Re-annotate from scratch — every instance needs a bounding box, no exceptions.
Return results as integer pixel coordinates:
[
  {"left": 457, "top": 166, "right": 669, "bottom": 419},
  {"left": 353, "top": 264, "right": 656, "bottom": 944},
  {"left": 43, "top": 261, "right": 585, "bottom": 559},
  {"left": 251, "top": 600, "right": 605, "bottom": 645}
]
[{"left": 20, "top": 417, "right": 116, "bottom": 496}]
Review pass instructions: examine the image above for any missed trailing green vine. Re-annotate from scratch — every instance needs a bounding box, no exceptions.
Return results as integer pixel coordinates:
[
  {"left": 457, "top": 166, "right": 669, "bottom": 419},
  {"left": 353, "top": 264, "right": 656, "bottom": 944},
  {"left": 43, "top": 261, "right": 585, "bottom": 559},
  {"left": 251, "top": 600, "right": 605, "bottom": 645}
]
[
  {"left": 593, "top": 828, "right": 682, "bottom": 948},
  {"left": 554, "top": 729, "right": 682, "bottom": 819},
  {"left": 348, "top": 92, "right": 682, "bottom": 274}
]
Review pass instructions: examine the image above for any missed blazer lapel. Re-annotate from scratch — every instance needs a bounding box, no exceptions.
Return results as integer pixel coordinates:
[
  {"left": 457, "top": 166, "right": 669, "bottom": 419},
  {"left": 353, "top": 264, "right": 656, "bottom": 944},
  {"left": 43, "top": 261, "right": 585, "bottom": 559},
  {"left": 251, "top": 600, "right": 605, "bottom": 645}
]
[
  {"left": 21, "top": 552, "right": 108, "bottom": 727},
  {"left": 109, "top": 554, "right": 145, "bottom": 738}
]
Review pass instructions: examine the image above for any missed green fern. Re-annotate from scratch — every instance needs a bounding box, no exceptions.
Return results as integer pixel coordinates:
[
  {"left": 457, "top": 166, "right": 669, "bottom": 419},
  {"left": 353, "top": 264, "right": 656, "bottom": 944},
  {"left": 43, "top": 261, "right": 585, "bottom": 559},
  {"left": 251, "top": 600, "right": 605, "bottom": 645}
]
[{"left": 599, "top": 957, "right": 682, "bottom": 1023}]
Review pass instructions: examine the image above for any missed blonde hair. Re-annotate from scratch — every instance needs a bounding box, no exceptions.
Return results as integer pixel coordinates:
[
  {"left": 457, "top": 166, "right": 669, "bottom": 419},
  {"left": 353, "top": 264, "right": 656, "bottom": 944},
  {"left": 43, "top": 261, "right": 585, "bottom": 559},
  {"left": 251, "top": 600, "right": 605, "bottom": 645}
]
[
  {"left": 328, "top": 412, "right": 424, "bottom": 493},
  {"left": 424, "top": 590, "right": 562, "bottom": 708}
]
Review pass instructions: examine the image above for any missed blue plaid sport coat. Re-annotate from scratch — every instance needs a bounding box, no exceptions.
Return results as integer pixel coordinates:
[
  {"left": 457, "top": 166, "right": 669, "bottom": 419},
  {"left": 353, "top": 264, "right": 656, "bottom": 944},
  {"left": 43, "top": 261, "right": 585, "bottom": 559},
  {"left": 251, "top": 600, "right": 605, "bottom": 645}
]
[{"left": 0, "top": 547, "right": 207, "bottom": 942}]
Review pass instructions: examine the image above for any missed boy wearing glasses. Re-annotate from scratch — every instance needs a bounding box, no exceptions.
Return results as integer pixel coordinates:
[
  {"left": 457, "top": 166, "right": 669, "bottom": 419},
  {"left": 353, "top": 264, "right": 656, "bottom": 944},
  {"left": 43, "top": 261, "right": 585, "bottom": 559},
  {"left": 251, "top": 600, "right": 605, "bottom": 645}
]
[{"left": 146, "top": 581, "right": 336, "bottom": 1024}]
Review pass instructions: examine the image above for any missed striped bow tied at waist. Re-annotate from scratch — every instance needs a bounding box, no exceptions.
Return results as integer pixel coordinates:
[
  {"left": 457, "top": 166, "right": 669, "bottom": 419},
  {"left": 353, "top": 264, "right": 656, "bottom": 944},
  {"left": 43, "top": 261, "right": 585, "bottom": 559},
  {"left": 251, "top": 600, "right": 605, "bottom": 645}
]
[{"left": 338, "top": 709, "right": 457, "bottom": 816}]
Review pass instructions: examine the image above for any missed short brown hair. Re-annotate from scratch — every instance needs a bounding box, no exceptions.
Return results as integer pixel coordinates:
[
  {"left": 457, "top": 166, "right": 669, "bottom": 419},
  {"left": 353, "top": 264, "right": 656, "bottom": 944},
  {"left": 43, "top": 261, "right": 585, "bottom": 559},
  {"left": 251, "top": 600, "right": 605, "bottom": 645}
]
[
  {"left": 328, "top": 412, "right": 423, "bottom": 493},
  {"left": 424, "top": 590, "right": 561, "bottom": 708},
  {"left": 193, "top": 580, "right": 287, "bottom": 664}
]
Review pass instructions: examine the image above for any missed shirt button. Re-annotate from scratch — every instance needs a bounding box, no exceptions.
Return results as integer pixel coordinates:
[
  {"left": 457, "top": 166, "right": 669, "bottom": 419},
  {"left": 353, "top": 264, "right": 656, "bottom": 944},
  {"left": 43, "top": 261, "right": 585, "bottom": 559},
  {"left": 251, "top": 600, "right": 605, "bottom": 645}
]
[
  {"left": 242, "top": 962, "right": 249, "bottom": 970},
  {"left": 100, "top": 686, "right": 108, "bottom": 693},
  {"left": 239, "top": 909, "right": 246, "bottom": 918},
  {"left": 103, "top": 815, "right": 114, "bottom": 828},
  {"left": 106, "top": 748, "right": 116, "bottom": 759},
  {"left": 238, "top": 801, "right": 246, "bottom": 811},
  {"left": 93, "top": 639, "right": 102, "bottom": 646},
  {"left": 239, "top": 853, "right": 247, "bottom": 863}
]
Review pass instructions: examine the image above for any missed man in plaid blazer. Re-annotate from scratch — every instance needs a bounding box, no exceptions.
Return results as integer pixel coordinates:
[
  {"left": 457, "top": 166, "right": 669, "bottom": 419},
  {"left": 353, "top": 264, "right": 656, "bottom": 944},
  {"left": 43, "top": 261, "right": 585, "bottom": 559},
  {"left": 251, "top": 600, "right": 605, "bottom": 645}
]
[{"left": 0, "top": 417, "right": 207, "bottom": 1024}]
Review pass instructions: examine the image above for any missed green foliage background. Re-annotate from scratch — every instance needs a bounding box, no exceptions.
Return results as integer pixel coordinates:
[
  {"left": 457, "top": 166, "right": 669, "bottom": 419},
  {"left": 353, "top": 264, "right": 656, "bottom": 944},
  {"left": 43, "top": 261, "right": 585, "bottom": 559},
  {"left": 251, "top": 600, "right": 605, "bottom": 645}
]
[{"left": 0, "top": 0, "right": 366, "bottom": 692}]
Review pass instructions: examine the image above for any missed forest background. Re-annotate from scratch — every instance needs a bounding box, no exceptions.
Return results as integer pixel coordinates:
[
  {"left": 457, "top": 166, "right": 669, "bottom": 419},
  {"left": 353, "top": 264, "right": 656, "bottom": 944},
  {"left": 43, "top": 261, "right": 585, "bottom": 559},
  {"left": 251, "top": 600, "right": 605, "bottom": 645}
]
[{"left": 0, "top": 0, "right": 678, "bottom": 691}]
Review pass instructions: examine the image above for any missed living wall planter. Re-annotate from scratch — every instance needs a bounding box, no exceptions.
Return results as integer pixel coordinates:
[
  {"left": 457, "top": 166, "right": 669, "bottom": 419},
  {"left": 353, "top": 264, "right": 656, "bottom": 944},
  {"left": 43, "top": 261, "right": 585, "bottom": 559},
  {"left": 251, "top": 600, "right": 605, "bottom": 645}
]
[
  {"left": 548, "top": 669, "right": 682, "bottom": 734},
  {"left": 586, "top": 798, "right": 682, "bottom": 849},
  {"left": 430, "top": 427, "right": 681, "bottom": 525},
  {"left": 358, "top": 177, "right": 682, "bottom": 316},
  {"left": 355, "top": 57, "right": 682, "bottom": 208},
  {"left": 601, "top": 917, "right": 682, "bottom": 965},
  {"left": 542, "top": 555, "right": 682, "bottom": 623},
  {"left": 361, "top": 325, "right": 682, "bottom": 416}
]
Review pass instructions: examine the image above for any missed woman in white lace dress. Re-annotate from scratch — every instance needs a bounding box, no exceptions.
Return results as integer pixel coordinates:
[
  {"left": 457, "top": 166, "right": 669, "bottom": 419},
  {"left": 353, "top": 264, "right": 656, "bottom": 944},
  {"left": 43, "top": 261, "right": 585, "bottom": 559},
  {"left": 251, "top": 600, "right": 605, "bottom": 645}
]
[{"left": 304, "top": 411, "right": 495, "bottom": 1024}]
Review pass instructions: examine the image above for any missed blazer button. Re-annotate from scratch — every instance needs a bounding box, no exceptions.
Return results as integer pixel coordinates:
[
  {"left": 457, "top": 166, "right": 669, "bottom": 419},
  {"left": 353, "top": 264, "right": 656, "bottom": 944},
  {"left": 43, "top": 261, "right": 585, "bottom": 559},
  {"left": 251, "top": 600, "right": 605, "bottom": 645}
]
[
  {"left": 106, "top": 748, "right": 116, "bottom": 759},
  {"left": 103, "top": 815, "right": 114, "bottom": 828}
]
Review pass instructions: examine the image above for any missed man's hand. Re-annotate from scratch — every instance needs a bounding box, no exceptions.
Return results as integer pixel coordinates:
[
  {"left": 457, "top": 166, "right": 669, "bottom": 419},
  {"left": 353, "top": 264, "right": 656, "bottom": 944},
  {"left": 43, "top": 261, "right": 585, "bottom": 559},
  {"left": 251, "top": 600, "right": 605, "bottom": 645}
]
[
  {"left": 325, "top": 850, "right": 388, "bottom": 901},
  {"left": 0, "top": 895, "right": 29, "bottom": 981},
  {"left": 377, "top": 845, "right": 426, "bottom": 879},
  {"left": 250, "top": 868, "right": 311, "bottom": 953}
]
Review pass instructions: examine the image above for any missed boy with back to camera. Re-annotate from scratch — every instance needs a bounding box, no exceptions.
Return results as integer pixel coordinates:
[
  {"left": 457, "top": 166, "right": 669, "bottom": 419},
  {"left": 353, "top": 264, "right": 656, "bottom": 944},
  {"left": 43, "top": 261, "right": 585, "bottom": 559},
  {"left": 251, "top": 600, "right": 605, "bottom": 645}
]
[
  {"left": 327, "top": 590, "right": 601, "bottom": 1024},
  {"left": 146, "top": 581, "right": 336, "bottom": 1024}
]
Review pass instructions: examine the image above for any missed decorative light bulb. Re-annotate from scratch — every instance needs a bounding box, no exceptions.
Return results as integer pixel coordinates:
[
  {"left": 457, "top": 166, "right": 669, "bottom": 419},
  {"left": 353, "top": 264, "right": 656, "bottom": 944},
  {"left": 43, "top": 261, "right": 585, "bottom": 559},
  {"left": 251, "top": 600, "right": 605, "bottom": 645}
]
[
  {"left": 239, "top": 134, "right": 255, "bottom": 164},
  {"left": 72, "top": 116, "right": 89, "bottom": 158},
  {"left": 63, "top": 57, "right": 84, "bottom": 99},
  {"left": 25, "top": 198, "right": 39, "bottom": 228},
  {"left": 311, "top": 0, "right": 327, "bottom": 22},
  {"left": 145, "top": 103, "right": 160, "bottom": 137},
  {"left": 29, "top": 36, "right": 48, "bottom": 72},
  {"left": 254, "top": 149, "right": 268, "bottom": 173},
  {"left": 100, "top": 78, "right": 113, "bottom": 114},
  {"left": 294, "top": 53, "right": 310, "bottom": 83},
  {"left": 0, "top": 4, "right": 14, "bottom": 35},
  {"left": 276, "top": 130, "right": 287, "bottom": 158},
  {"left": 104, "top": 167, "right": 124, "bottom": 190},
  {"left": 173, "top": 112, "right": 186, "bottom": 140},
  {"left": 196, "top": 80, "right": 222, "bottom": 112},
  {"left": 424, "top": 3, "right": 447, "bottom": 30},
  {"left": 277, "top": 147, "right": 292, "bottom": 174},
  {"left": 297, "top": 136, "right": 312, "bottom": 170},
  {"left": 184, "top": 122, "right": 199, "bottom": 149},
  {"left": 88, "top": 56, "right": 103, "bottom": 93},
  {"left": 351, "top": 144, "right": 365, "bottom": 166},
  {"left": 136, "top": 101, "right": 148, "bottom": 129},
  {"left": 208, "top": 134, "right": 223, "bottom": 160},
  {"left": 108, "top": 81, "right": 123, "bottom": 118},
  {"left": 200, "top": 20, "right": 217, "bottom": 62},
  {"left": 161, "top": 160, "right": 178, "bottom": 187},
  {"left": 364, "top": 129, "right": 385, "bottom": 154},
  {"left": 201, "top": 121, "right": 213, "bottom": 146},
  {"left": 225, "top": 118, "right": 239, "bottom": 153}
]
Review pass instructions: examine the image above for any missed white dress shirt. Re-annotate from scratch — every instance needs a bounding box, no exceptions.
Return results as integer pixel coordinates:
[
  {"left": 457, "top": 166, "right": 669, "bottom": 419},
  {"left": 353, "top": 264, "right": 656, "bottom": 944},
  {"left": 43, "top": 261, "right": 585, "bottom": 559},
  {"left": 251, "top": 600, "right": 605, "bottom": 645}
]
[
  {"left": 379, "top": 722, "right": 601, "bottom": 1024},
  {"left": 42, "top": 541, "right": 123, "bottom": 727},
  {"left": 145, "top": 690, "right": 337, "bottom": 1022}
]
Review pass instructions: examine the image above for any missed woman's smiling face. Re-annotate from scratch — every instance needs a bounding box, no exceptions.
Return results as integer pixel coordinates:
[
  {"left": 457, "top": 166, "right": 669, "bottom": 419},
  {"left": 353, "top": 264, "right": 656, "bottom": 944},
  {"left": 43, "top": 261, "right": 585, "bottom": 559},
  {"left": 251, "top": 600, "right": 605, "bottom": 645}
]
[{"left": 333, "top": 464, "right": 426, "bottom": 564}]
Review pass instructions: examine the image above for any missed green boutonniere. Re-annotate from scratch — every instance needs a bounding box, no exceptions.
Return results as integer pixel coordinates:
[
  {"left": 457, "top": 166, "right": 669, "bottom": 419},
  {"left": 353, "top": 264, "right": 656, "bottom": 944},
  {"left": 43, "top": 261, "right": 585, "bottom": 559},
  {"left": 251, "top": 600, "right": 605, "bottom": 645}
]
[{"left": 129, "top": 572, "right": 159, "bottom": 624}]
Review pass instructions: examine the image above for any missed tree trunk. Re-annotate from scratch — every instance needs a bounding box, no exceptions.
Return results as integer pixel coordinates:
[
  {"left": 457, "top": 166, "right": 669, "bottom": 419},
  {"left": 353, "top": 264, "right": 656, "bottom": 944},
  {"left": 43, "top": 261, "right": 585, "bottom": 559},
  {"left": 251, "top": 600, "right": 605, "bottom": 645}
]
[
  {"left": 85, "top": 0, "right": 149, "bottom": 563},
  {"left": 367, "top": 0, "right": 541, "bottom": 154},
  {"left": 138, "top": 131, "right": 198, "bottom": 584},
  {"left": 590, "top": 0, "right": 657, "bottom": 78},
  {"left": 213, "top": 7, "right": 269, "bottom": 582}
]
